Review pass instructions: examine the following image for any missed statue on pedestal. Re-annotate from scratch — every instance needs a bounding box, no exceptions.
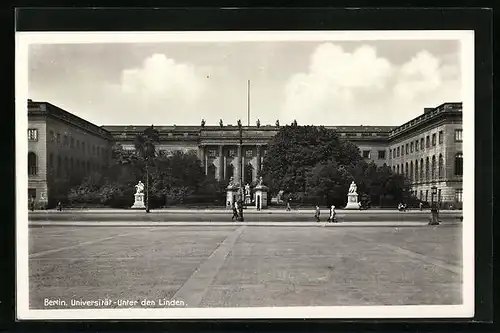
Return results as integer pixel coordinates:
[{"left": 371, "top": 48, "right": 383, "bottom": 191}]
[
  {"left": 237, "top": 119, "right": 242, "bottom": 129},
  {"left": 275, "top": 119, "right": 280, "bottom": 128},
  {"left": 131, "top": 181, "right": 146, "bottom": 209},
  {"left": 135, "top": 181, "right": 145, "bottom": 194},
  {"left": 245, "top": 183, "right": 251, "bottom": 196},
  {"left": 256, "top": 119, "right": 261, "bottom": 128},
  {"left": 201, "top": 119, "right": 205, "bottom": 128},
  {"left": 219, "top": 119, "right": 224, "bottom": 128},
  {"left": 345, "top": 180, "right": 360, "bottom": 210}
]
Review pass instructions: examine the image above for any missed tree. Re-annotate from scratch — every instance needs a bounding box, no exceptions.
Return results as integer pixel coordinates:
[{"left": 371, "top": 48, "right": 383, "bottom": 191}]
[
  {"left": 261, "top": 125, "right": 362, "bottom": 197},
  {"left": 134, "top": 125, "right": 160, "bottom": 211}
]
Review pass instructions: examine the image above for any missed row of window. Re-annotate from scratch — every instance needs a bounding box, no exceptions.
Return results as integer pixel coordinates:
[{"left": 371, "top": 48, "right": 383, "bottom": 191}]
[
  {"left": 27, "top": 152, "right": 104, "bottom": 176},
  {"left": 362, "top": 150, "right": 386, "bottom": 159},
  {"left": 390, "top": 129, "right": 462, "bottom": 159},
  {"left": 392, "top": 153, "right": 463, "bottom": 181},
  {"left": 44, "top": 129, "right": 108, "bottom": 160},
  {"left": 205, "top": 148, "right": 267, "bottom": 158},
  {"left": 410, "top": 188, "right": 463, "bottom": 203}
]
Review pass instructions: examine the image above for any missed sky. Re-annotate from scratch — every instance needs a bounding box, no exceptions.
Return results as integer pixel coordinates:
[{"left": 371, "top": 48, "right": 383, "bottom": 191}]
[{"left": 28, "top": 39, "right": 462, "bottom": 126}]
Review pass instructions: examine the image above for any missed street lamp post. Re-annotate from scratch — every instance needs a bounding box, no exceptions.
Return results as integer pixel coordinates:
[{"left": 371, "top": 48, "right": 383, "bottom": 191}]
[
  {"left": 238, "top": 120, "right": 244, "bottom": 221},
  {"left": 146, "top": 157, "right": 150, "bottom": 213},
  {"left": 429, "top": 186, "right": 439, "bottom": 225}
]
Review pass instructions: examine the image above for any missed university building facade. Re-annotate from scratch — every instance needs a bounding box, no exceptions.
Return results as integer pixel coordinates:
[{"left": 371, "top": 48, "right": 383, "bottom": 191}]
[{"left": 27, "top": 100, "right": 463, "bottom": 208}]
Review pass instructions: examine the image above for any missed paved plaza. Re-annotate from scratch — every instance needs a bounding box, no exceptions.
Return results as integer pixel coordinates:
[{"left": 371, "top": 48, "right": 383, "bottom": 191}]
[{"left": 29, "top": 223, "right": 462, "bottom": 309}]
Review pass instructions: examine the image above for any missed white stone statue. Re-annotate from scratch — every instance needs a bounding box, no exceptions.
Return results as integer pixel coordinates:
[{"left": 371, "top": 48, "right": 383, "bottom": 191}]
[
  {"left": 348, "top": 181, "right": 357, "bottom": 194},
  {"left": 257, "top": 176, "right": 264, "bottom": 186},
  {"left": 228, "top": 177, "right": 235, "bottom": 187},
  {"left": 245, "top": 183, "right": 251, "bottom": 196},
  {"left": 135, "top": 181, "right": 145, "bottom": 194}
]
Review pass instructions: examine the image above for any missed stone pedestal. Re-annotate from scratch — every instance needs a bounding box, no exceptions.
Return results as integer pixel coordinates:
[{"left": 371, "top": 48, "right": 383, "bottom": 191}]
[
  {"left": 131, "top": 193, "right": 146, "bottom": 209},
  {"left": 344, "top": 192, "right": 360, "bottom": 210},
  {"left": 226, "top": 185, "right": 239, "bottom": 208},
  {"left": 245, "top": 193, "right": 252, "bottom": 205},
  {"left": 254, "top": 185, "right": 268, "bottom": 210}
]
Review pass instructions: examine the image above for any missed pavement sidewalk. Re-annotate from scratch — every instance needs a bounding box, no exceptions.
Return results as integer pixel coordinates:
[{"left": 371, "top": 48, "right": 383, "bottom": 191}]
[{"left": 29, "top": 220, "right": 460, "bottom": 227}]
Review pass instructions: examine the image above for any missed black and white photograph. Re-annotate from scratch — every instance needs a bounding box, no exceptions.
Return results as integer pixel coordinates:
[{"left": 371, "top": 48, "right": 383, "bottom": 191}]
[{"left": 16, "top": 30, "right": 474, "bottom": 320}]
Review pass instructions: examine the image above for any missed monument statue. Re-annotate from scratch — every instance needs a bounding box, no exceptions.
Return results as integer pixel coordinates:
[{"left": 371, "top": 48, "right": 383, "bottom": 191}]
[
  {"left": 348, "top": 181, "right": 357, "bottom": 194},
  {"left": 228, "top": 176, "right": 235, "bottom": 187},
  {"left": 237, "top": 119, "right": 242, "bottom": 128},
  {"left": 201, "top": 119, "right": 205, "bottom": 128},
  {"left": 275, "top": 119, "right": 280, "bottom": 127},
  {"left": 245, "top": 183, "right": 251, "bottom": 196},
  {"left": 257, "top": 176, "right": 264, "bottom": 186},
  {"left": 135, "top": 181, "right": 145, "bottom": 194},
  {"left": 345, "top": 180, "right": 360, "bottom": 210},
  {"left": 131, "top": 181, "right": 146, "bottom": 209},
  {"left": 256, "top": 119, "right": 261, "bottom": 128},
  {"left": 292, "top": 119, "right": 298, "bottom": 126},
  {"left": 219, "top": 119, "right": 223, "bottom": 128}
]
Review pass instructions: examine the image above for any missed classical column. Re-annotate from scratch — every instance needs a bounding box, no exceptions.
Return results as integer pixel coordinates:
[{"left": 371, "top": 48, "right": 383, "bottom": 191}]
[
  {"left": 256, "top": 145, "right": 261, "bottom": 178},
  {"left": 205, "top": 152, "right": 208, "bottom": 175},
  {"left": 236, "top": 145, "right": 242, "bottom": 185},
  {"left": 218, "top": 145, "right": 224, "bottom": 180},
  {"left": 199, "top": 145, "right": 205, "bottom": 167}
]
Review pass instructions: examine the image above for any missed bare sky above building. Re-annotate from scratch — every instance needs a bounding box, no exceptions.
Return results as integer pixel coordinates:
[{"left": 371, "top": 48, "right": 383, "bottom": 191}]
[{"left": 28, "top": 39, "right": 462, "bottom": 126}]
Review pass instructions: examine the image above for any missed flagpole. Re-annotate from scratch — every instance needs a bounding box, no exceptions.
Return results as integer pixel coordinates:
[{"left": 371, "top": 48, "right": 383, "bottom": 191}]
[{"left": 247, "top": 79, "right": 250, "bottom": 126}]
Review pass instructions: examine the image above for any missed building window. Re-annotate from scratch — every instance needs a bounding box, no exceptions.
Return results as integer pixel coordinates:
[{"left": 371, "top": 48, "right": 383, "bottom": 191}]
[
  {"left": 414, "top": 160, "right": 419, "bottom": 182},
  {"left": 57, "top": 156, "right": 61, "bottom": 177},
  {"left": 28, "top": 188, "right": 36, "bottom": 200},
  {"left": 438, "top": 154, "right": 444, "bottom": 178},
  {"left": 410, "top": 161, "right": 413, "bottom": 182},
  {"left": 389, "top": 149, "right": 392, "bottom": 159},
  {"left": 28, "top": 129, "right": 38, "bottom": 141},
  {"left": 397, "top": 164, "right": 399, "bottom": 174},
  {"left": 397, "top": 147, "right": 400, "bottom": 157},
  {"left": 70, "top": 157, "right": 74, "bottom": 172},
  {"left": 28, "top": 152, "right": 37, "bottom": 175},
  {"left": 392, "top": 165, "right": 395, "bottom": 173},
  {"left": 64, "top": 157, "right": 68, "bottom": 177},
  {"left": 438, "top": 189, "right": 442, "bottom": 204},
  {"left": 245, "top": 149, "right": 253, "bottom": 158},
  {"left": 77, "top": 140, "right": 80, "bottom": 149},
  {"left": 419, "top": 190, "right": 423, "bottom": 201},
  {"left": 455, "top": 153, "right": 463, "bottom": 176},
  {"left": 432, "top": 133, "right": 436, "bottom": 146},
  {"left": 208, "top": 148, "right": 217, "bottom": 158},
  {"left": 439, "top": 131, "right": 444, "bottom": 144},
  {"left": 64, "top": 135, "right": 68, "bottom": 146},
  {"left": 431, "top": 155, "right": 436, "bottom": 179},
  {"left": 228, "top": 149, "right": 236, "bottom": 157},
  {"left": 426, "top": 136, "right": 430, "bottom": 148},
  {"left": 420, "top": 138, "right": 424, "bottom": 150},
  {"left": 92, "top": 145, "right": 95, "bottom": 155},
  {"left": 49, "top": 130, "right": 55, "bottom": 142},
  {"left": 70, "top": 137, "right": 74, "bottom": 148},
  {"left": 405, "top": 162, "right": 408, "bottom": 178},
  {"left": 455, "top": 129, "right": 463, "bottom": 142},
  {"left": 425, "top": 190, "right": 429, "bottom": 202},
  {"left": 82, "top": 142, "right": 85, "bottom": 154},
  {"left": 420, "top": 159, "right": 424, "bottom": 181},
  {"left": 401, "top": 145, "right": 404, "bottom": 156},
  {"left": 393, "top": 149, "right": 396, "bottom": 158},
  {"left": 378, "top": 150, "right": 386, "bottom": 159},
  {"left": 425, "top": 157, "right": 429, "bottom": 180},
  {"left": 57, "top": 133, "right": 61, "bottom": 144},
  {"left": 455, "top": 189, "right": 463, "bottom": 203},
  {"left": 405, "top": 144, "right": 409, "bottom": 154},
  {"left": 410, "top": 142, "right": 414, "bottom": 153},
  {"left": 362, "top": 150, "right": 370, "bottom": 159},
  {"left": 97, "top": 147, "right": 100, "bottom": 157}
]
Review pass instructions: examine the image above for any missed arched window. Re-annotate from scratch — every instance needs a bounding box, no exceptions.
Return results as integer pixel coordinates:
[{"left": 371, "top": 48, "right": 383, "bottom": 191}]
[
  {"left": 244, "top": 163, "right": 254, "bottom": 184},
  {"left": 64, "top": 157, "right": 68, "bottom": 177},
  {"left": 226, "top": 164, "right": 234, "bottom": 180},
  {"left": 207, "top": 164, "right": 216, "bottom": 179},
  {"left": 420, "top": 158, "right": 424, "bottom": 181},
  {"left": 414, "top": 160, "right": 418, "bottom": 182},
  {"left": 405, "top": 162, "right": 409, "bottom": 178},
  {"left": 455, "top": 153, "right": 463, "bottom": 176},
  {"left": 28, "top": 152, "right": 37, "bottom": 175},
  {"left": 438, "top": 154, "right": 444, "bottom": 178},
  {"left": 431, "top": 155, "right": 436, "bottom": 179},
  {"left": 410, "top": 161, "right": 413, "bottom": 182},
  {"left": 57, "top": 156, "right": 61, "bottom": 177},
  {"left": 425, "top": 157, "right": 429, "bottom": 181}
]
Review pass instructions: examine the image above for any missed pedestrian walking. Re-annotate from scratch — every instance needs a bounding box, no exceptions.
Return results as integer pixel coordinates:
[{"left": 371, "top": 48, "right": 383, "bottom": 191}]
[
  {"left": 29, "top": 197, "right": 35, "bottom": 211},
  {"left": 232, "top": 201, "right": 238, "bottom": 221},
  {"left": 57, "top": 201, "right": 62, "bottom": 211},
  {"left": 328, "top": 205, "right": 336, "bottom": 223},
  {"left": 286, "top": 198, "right": 292, "bottom": 211},
  {"left": 314, "top": 205, "right": 321, "bottom": 222},
  {"left": 419, "top": 202, "right": 423, "bottom": 211}
]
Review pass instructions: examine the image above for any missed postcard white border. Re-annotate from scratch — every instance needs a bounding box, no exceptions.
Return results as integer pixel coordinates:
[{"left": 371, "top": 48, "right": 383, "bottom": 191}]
[{"left": 16, "top": 30, "right": 475, "bottom": 320}]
